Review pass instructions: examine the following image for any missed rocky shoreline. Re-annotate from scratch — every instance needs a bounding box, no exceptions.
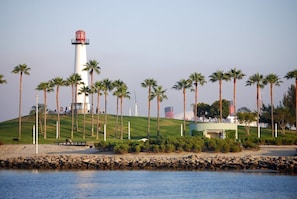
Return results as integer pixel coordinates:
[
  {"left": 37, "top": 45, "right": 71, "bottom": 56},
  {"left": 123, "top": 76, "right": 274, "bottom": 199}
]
[{"left": 1, "top": 154, "right": 297, "bottom": 173}]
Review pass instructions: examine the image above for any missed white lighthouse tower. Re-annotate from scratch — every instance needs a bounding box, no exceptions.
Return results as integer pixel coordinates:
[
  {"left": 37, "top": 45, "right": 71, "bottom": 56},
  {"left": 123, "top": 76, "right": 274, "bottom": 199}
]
[{"left": 72, "top": 30, "right": 89, "bottom": 113}]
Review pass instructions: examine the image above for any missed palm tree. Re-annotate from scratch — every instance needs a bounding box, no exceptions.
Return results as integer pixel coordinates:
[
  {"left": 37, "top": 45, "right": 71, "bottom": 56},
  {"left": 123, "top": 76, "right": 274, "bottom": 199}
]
[
  {"left": 93, "top": 80, "right": 104, "bottom": 140},
  {"left": 11, "top": 64, "right": 31, "bottom": 140},
  {"left": 285, "top": 69, "right": 297, "bottom": 134},
  {"left": 79, "top": 86, "right": 91, "bottom": 139},
  {"left": 141, "top": 78, "right": 157, "bottom": 138},
  {"left": 117, "top": 84, "right": 130, "bottom": 139},
  {"left": 51, "top": 77, "right": 65, "bottom": 139},
  {"left": 172, "top": 79, "right": 192, "bottom": 135},
  {"left": 102, "top": 78, "right": 114, "bottom": 125},
  {"left": 83, "top": 60, "right": 101, "bottom": 136},
  {"left": 113, "top": 79, "right": 125, "bottom": 138},
  {"left": 189, "top": 72, "right": 206, "bottom": 123},
  {"left": 151, "top": 85, "right": 167, "bottom": 136},
  {"left": 0, "top": 74, "right": 7, "bottom": 84},
  {"left": 36, "top": 81, "right": 53, "bottom": 139},
  {"left": 246, "top": 72, "right": 266, "bottom": 138},
  {"left": 67, "top": 73, "right": 82, "bottom": 139},
  {"left": 209, "top": 70, "right": 230, "bottom": 122},
  {"left": 265, "top": 74, "right": 282, "bottom": 137},
  {"left": 227, "top": 68, "right": 245, "bottom": 116}
]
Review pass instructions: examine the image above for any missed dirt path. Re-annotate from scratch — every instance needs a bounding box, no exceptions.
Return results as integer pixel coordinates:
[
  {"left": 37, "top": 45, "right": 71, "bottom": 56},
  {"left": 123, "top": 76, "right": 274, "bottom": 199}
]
[{"left": 0, "top": 144, "right": 296, "bottom": 159}]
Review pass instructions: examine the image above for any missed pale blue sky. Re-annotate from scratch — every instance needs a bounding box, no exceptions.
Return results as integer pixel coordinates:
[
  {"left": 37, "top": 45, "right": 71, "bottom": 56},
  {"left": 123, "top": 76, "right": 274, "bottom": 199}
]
[{"left": 0, "top": 0, "right": 296, "bottom": 122}]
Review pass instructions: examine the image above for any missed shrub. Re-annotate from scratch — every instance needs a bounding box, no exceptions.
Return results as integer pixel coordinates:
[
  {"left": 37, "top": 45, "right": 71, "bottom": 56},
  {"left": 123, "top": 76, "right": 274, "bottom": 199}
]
[
  {"left": 165, "top": 144, "right": 175, "bottom": 153},
  {"left": 225, "top": 130, "right": 236, "bottom": 140},
  {"left": 192, "top": 130, "right": 203, "bottom": 137},
  {"left": 114, "top": 143, "right": 129, "bottom": 154}
]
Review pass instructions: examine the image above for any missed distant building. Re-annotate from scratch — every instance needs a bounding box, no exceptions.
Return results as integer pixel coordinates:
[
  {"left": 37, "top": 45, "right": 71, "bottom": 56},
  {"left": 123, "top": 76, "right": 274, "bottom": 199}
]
[{"left": 164, "top": 106, "right": 174, "bottom": 119}]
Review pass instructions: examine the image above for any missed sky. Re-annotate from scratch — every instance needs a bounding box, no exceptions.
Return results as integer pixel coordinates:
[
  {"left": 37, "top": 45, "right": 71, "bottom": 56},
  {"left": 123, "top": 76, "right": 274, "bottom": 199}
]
[{"left": 0, "top": 0, "right": 296, "bottom": 122}]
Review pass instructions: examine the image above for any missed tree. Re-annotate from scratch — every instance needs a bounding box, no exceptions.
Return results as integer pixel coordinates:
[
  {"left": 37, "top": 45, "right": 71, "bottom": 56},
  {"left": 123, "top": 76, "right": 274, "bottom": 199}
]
[
  {"left": 0, "top": 74, "right": 7, "bottom": 84},
  {"left": 11, "top": 64, "right": 31, "bottom": 140},
  {"left": 102, "top": 78, "right": 114, "bottom": 125},
  {"left": 209, "top": 70, "right": 230, "bottom": 122},
  {"left": 210, "top": 99, "right": 230, "bottom": 120},
  {"left": 282, "top": 84, "right": 296, "bottom": 129},
  {"left": 36, "top": 81, "right": 53, "bottom": 139},
  {"left": 67, "top": 73, "right": 82, "bottom": 139},
  {"left": 51, "top": 77, "right": 65, "bottom": 139},
  {"left": 237, "top": 112, "right": 256, "bottom": 135},
  {"left": 141, "top": 78, "right": 157, "bottom": 138},
  {"left": 93, "top": 81, "right": 104, "bottom": 140},
  {"left": 172, "top": 79, "right": 192, "bottom": 135},
  {"left": 246, "top": 72, "right": 266, "bottom": 138},
  {"left": 150, "top": 85, "right": 167, "bottom": 136},
  {"left": 83, "top": 60, "right": 101, "bottom": 136},
  {"left": 117, "top": 83, "right": 130, "bottom": 139},
  {"left": 226, "top": 68, "right": 245, "bottom": 115},
  {"left": 189, "top": 72, "right": 206, "bottom": 123},
  {"left": 285, "top": 69, "right": 297, "bottom": 134},
  {"left": 197, "top": 102, "right": 211, "bottom": 122},
  {"left": 79, "top": 86, "right": 91, "bottom": 139},
  {"left": 274, "top": 106, "right": 293, "bottom": 134},
  {"left": 113, "top": 79, "right": 125, "bottom": 138},
  {"left": 264, "top": 73, "right": 282, "bottom": 136}
]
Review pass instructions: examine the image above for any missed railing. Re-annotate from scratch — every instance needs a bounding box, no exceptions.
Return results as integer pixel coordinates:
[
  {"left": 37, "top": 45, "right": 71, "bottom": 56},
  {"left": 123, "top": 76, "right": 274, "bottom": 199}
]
[{"left": 71, "top": 39, "right": 90, "bottom": 45}]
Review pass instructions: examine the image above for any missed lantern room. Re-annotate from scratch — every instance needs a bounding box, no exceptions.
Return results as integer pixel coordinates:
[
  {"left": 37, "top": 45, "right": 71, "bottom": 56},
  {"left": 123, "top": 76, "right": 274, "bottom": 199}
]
[{"left": 71, "top": 30, "right": 89, "bottom": 45}]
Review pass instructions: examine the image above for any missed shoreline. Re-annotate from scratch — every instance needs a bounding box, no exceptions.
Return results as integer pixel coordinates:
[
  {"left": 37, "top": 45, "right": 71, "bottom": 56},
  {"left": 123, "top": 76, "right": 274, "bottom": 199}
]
[{"left": 0, "top": 144, "right": 296, "bottom": 172}]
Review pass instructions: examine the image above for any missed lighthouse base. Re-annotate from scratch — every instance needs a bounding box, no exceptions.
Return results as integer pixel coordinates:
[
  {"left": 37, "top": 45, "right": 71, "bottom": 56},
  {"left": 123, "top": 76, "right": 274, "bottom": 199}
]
[{"left": 71, "top": 103, "right": 89, "bottom": 114}]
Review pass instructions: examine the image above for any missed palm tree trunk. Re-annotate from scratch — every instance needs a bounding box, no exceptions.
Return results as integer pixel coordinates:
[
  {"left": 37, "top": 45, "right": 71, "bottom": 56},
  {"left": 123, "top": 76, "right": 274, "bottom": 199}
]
[
  {"left": 96, "top": 92, "right": 100, "bottom": 140},
  {"left": 147, "top": 88, "right": 151, "bottom": 139},
  {"left": 183, "top": 89, "right": 186, "bottom": 135},
  {"left": 56, "top": 86, "right": 60, "bottom": 139},
  {"left": 257, "top": 85, "right": 260, "bottom": 138},
  {"left": 91, "top": 73, "right": 94, "bottom": 136},
  {"left": 219, "top": 80, "right": 222, "bottom": 122},
  {"left": 44, "top": 89, "right": 47, "bottom": 139},
  {"left": 194, "top": 85, "right": 198, "bottom": 123},
  {"left": 233, "top": 79, "right": 236, "bottom": 116},
  {"left": 270, "top": 84, "right": 274, "bottom": 137},
  {"left": 104, "top": 92, "right": 107, "bottom": 124},
  {"left": 83, "top": 95, "right": 86, "bottom": 139},
  {"left": 71, "top": 84, "right": 74, "bottom": 139},
  {"left": 115, "top": 97, "right": 119, "bottom": 138},
  {"left": 295, "top": 80, "right": 297, "bottom": 135},
  {"left": 157, "top": 96, "right": 160, "bottom": 137},
  {"left": 75, "top": 84, "right": 78, "bottom": 132},
  {"left": 18, "top": 73, "right": 22, "bottom": 140},
  {"left": 120, "top": 96, "right": 123, "bottom": 140}
]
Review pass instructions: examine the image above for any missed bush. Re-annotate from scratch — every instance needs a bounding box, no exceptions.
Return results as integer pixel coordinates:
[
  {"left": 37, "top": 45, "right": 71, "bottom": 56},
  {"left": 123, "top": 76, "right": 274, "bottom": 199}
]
[
  {"left": 114, "top": 143, "right": 129, "bottom": 154},
  {"left": 192, "top": 130, "right": 203, "bottom": 137},
  {"left": 225, "top": 130, "right": 236, "bottom": 140},
  {"left": 165, "top": 144, "right": 175, "bottom": 153}
]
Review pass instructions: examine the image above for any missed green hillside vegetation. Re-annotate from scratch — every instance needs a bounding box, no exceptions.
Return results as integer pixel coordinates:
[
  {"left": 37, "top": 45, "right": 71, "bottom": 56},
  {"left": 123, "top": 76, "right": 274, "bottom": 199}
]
[{"left": 0, "top": 114, "right": 296, "bottom": 147}]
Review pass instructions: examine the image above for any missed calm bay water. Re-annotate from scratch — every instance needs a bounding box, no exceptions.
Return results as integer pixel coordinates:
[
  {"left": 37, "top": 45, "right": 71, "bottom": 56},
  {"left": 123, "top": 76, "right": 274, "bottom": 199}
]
[{"left": 0, "top": 170, "right": 296, "bottom": 199}]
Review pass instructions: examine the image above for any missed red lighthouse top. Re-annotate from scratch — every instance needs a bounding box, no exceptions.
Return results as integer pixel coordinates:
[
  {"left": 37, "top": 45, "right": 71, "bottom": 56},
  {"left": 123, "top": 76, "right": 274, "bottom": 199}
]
[{"left": 72, "top": 30, "right": 89, "bottom": 45}]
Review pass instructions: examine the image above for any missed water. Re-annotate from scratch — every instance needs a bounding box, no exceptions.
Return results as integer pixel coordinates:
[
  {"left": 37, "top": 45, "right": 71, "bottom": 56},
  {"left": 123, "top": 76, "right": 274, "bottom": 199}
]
[{"left": 0, "top": 170, "right": 296, "bottom": 199}]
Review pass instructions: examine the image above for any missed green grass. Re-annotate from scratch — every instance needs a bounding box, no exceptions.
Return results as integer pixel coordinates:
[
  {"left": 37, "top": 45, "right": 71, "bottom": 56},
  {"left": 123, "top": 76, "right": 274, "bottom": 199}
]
[{"left": 0, "top": 114, "right": 296, "bottom": 144}]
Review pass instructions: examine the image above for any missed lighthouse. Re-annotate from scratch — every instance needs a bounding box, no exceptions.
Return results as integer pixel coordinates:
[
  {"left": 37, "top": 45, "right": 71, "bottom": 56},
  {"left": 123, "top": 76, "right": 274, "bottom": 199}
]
[{"left": 71, "top": 30, "right": 89, "bottom": 113}]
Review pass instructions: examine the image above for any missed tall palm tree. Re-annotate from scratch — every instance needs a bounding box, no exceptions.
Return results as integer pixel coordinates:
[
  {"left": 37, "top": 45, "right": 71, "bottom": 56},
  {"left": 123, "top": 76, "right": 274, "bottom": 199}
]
[
  {"left": 172, "top": 79, "right": 192, "bottom": 135},
  {"left": 67, "top": 73, "right": 82, "bottom": 138},
  {"left": 79, "top": 86, "right": 91, "bottom": 139},
  {"left": 11, "top": 64, "right": 31, "bottom": 140},
  {"left": 151, "top": 85, "right": 167, "bottom": 136},
  {"left": 246, "top": 72, "right": 266, "bottom": 138},
  {"left": 93, "top": 80, "right": 104, "bottom": 140},
  {"left": 227, "top": 68, "right": 245, "bottom": 116},
  {"left": 118, "top": 84, "right": 130, "bottom": 139},
  {"left": 189, "top": 72, "right": 206, "bottom": 123},
  {"left": 51, "top": 77, "right": 65, "bottom": 139},
  {"left": 285, "top": 69, "right": 297, "bottom": 134},
  {"left": 0, "top": 74, "right": 7, "bottom": 84},
  {"left": 83, "top": 59, "right": 101, "bottom": 136},
  {"left": 209, "top": 70, "right": 230, "bottom": 122},
  {"left": 141, "top": 78, "right": 157, "bottom": 138},
  {"left": 102, "top": 78, "right": 114, "bottom": 125},
  {"left": 113, "top": 79, "right": 125, "bottom": 138},
  {"left": 265, "top": 74, "right": 282, "bottom": 137},
  {"left": 36, "top": 81, "right": 53, "bottom": 139}
]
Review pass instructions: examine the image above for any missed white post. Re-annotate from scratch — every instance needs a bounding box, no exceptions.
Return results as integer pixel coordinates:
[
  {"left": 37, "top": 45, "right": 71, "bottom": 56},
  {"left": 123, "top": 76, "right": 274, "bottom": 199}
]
[
  {"left": 181, "top": 124, "right": 183, "bottom": 136},
  {"left": 35, "top": 95, "right": 39, "bottom": 155},
  {"left": 32, "top": 125, "right": 35, "bottom": 144},
  {"left": 275, "top": 123, "right": 278, "bottom": 138},
  {"left": 56, "top": 121, "right": 59, "bottom": 139},
  {"left": 257, "top": 125, "right": 260, "bottom": 138},
  {"left": 128, "top": 121, "right": 131, "bottom": 140},
  {"left": 104, "top": 124, "right": 106, "bottom": 141}
]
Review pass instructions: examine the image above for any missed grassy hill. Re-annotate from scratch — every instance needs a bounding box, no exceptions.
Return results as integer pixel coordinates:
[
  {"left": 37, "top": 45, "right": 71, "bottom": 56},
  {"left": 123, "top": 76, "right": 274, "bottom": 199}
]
[{"left": 0, "top": 114, "right": 296, "bottom": 144}]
